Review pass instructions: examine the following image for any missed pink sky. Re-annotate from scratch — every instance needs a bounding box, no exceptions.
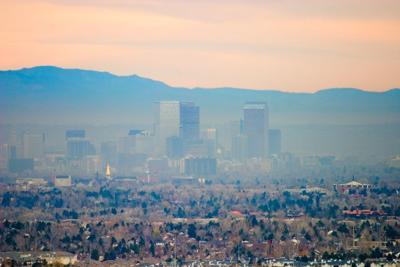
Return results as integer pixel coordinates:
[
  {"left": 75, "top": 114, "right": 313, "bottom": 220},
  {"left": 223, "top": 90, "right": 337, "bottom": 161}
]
[{"left": 1, "top": 0, "right": 399, "bottom": 92}]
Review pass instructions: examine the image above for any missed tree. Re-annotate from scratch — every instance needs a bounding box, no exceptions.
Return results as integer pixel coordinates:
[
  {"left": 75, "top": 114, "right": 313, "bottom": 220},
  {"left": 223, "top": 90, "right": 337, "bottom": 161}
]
[
  {"left": 104, "top": 250, "right": 116, "bottom": 261},
  {"left": 370, "top": 247, "right": 382, "bottom": 259},
  {"left": 150, "top": 241, "right": 155, "bottom": 256},
  {"left": 337, "top": 224, "right": 349, "bottom": 234},
  {"left": 359, "top": 253, "right": 368, "bottom": 262},
  {"left": 304, "top": 232, "right": 312, "bottom": 241},
  {"left": 139, "top": 236, "right": 145, "bottom": 247},
  {"left": 130, "top": 242, "right": 140, "bottom": 254},
  {"left": 385, "top": 225, "right": 400, "bottom": 239},
  {"left": 91, "top": 249, "right": 100, "bottom": 261},
  {"left": 188, "top": 224, "right": 197, "bottom": 239}
]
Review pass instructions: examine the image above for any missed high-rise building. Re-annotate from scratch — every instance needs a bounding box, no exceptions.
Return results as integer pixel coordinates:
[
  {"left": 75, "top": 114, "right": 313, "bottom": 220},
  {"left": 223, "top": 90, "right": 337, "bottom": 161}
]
[
  {"left": 202, "top": 128, "right": 217, "bottom": 157},
  {"left": 65, "top": 130, "right": 95, "bottom": 159},
  {"left": 204, "top": 128, "right": 217, "bottom": 141},
  {"left": 232, "top": 134, "right": 248, "bottom": 161},
  {"left": 155, "top": 101, "right": 200, "bottom": 156},
  {"left": 0, "top": 144, "right": 16, "bottom": 170},
  {"left": 117, "top": 135, "right": 136, "bottom": 154},
  {"left": 8, "top": 158, "right": 34, "bottom": 173},
  {"left": 134, "top": 131, "right": 154, "bottom": 155},
  {"left": 182, "top": 157, "right": 217, "bottom": 177},
  {"left": 221, "top": 120, "right": 243, "bottom": 153},
  {"left": 65, "top": 130, "right": 85, "bottom": 139},
  {"left": 180, "top": 102, "right": 200, "bottom": 143},
  {"left": 117, "top": 130, "right": 154, "bottom": 157},
  {"left": 22, "top": 133, "right": 45, "bottom": 159},
  {"left": 185, "top": 141, "right": 210, "bottom": 157},
  {"left": 100, "top": 141, "right": 117, "bottom": 166},
  {"left": 67, "top": 139, "right": 95, "bottom": 159},
  {"left": 155, "top": 101, "right": 180, "bottom": 154},
  {"left": 243, "top": 102, "right": 269, "bottom": 158},
  {"left": 166, "top": 136, "right": 183, "bottom": 159},
  {"left": 268, "top": 129, "right": 282, "bottom": 155},
  {"left": 85, "top": 155, "right": 101, "bottom": 175}
]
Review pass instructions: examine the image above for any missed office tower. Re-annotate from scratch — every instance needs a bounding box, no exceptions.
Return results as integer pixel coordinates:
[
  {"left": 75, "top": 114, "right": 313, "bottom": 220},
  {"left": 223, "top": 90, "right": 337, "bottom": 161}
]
[
  {"left": 0, "top": 144, "right": 16, "bottom": 165},
  {"left": 243, "top": 102, "right": 269, "bottom": 158},
  {"left": 22, "top": 133, "right": 45, "bottom": 159},
  {"left": 202, "top": 128, "right": 217, "bottom": 157},
  {"left": 155, "top": 101, "right": 200, "bottom": 155},
  {"left": 180, "top": 102, "right": 200, "bottom": 143},
  {"left": 67, "top": 139, "right": 95, "bottom": 159},
  {"left": 128, "top": 129, "right": 143, "bottom": 136},
  {"left": 268, "top": 129, "right": 282, "bottom": 155},
  {"left": 126, "top": 129, "right": 154, "bottom": 155},
  {"left": 9, "top": 145, "right": 17, "bottom": 160},
  {"left": 219, "top": 120, "right": 243, "bottom": 153},
  {"left": 118, "top": 130, "right": 137, "bottom": 154},
  {"left": 204, "top": 128, "right": 217, "bottom": 141},
  {"left": 134, "top": 131, "right": 154, "bottom": 155},
  {"left": 100, "top": 141, "right": 117, "bottom": 166},
  {"left": 185, "top": 141, "right": 210, "bottom": 157},
  {"left": 8, "top": 159, "right": 34, "bottom": 173},
  {"left": 166, "top": 136, "right": 183, "bottom": 159},
  {"left": 0, "top": 145, "right": 7, "bottom": 170},
  {"left": 118, "top": 135, "right": 135, "bottom": 154},
  {"left": 85, "top": 155, "right": 101, "bottom": 175},
  {"left": 65, "top": 130, "right": 85, "bottom": 139},
  {"left": 232, "top": 134, "right": 248, "bottom": 161},
  {"left": 8, "top": 145, "right": 17, "bottom": 160},
  {"left": 155, "top": 101, "right": 180, "bottom": 154},
  {"left": 65, "top": 130, "right": 95, "bottom": 159},
  {"left": 182, "top": 157, "right": 217, "bottom": 177}
]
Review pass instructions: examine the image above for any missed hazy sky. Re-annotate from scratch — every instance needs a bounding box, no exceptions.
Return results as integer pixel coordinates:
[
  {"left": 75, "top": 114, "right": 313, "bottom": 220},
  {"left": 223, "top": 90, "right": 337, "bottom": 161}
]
[{"left": 1, "top": 0, "right": 400, "bottom": 92}]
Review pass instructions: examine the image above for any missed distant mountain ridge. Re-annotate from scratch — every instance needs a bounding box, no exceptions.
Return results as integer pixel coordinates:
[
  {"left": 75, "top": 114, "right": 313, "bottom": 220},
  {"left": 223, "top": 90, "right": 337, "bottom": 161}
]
[{"left": 0, "top": 66, "right": 399, "bottom": 125}]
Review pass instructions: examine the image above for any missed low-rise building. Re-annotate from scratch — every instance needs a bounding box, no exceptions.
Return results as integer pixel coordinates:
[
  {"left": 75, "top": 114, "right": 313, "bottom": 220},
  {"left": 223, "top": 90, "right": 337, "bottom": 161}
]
[
  {"left": 54, "top": 175, "right": 72, "bottom": 187},
  {"left": 16, "top": 177, "right": 47, "bottom": 188},
  {"left": 333, "top": 180, "right": 372, "bottom": 193}
]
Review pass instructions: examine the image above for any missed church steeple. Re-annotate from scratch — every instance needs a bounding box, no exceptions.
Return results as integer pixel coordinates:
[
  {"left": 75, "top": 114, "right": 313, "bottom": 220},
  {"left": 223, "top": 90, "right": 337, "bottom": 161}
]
[{"left": 105, "top": 162, "right": 112, "bottom": 179}]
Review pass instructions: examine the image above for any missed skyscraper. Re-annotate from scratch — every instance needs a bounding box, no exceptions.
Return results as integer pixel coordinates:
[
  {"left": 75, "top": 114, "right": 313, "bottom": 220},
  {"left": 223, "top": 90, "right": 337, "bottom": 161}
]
[
  {"left": 180, "top": 102, "right": 200, "bottom": 143},
  {"left": 155, "top": 101, "right": 200, "bottom": 156},
  {"left": 243, "top": 102, "right": 269, "bottom": 158},
  {"left": 166, "top": 136, "right": 183, "bottom": 159},
  {"left": 155, "top": 101, "right": 180, "bottom": 154},
  {"left": 65, "top": 130, "right": 85, "bottom": 139},
  {"left": 65, "top": 130, "right": 95, "bottom": 159},
  {"left": 203, "top": 128, "right": 217, "bottom": 157},
  {"left": 100, "top": 141, "right": 117, "bottom": 166},
  {"left": 66, "top": 139, "right": 95, "bottom": 159},
  {"left": 22, "top": 133, "right": 45, "bottom": 159},
  {"left": 268, "top": 129, "right": 282, "bottom": 155},
  {"left": 232, "top": 134, "right": 248, "bottom": 161}
]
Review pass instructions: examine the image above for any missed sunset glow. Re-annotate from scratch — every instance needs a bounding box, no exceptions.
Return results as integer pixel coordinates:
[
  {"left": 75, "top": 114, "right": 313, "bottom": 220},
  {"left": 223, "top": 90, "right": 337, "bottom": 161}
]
[{"left": 1, "top": 0, "right": 400, "bottom": 91}]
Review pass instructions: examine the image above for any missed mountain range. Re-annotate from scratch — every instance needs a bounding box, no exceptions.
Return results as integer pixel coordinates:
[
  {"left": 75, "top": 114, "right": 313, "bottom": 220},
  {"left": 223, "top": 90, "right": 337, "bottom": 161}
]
[
  {"left": 1, "top": 66, "right": 399, "bottom": 158},
  {"left": 0, "top": 66, "right": 399, "bottom": 125}
]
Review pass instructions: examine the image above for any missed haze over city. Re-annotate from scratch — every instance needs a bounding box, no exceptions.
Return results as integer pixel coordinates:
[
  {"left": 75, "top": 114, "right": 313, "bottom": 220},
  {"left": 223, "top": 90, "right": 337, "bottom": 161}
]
[{"left": 1, "top": 1, "right": 400, "bottom": 266}]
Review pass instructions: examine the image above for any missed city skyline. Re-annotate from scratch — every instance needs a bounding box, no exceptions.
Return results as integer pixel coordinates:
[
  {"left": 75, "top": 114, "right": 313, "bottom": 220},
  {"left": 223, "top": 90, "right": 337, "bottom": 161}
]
[
  {"left": 1, "top": 1, "right": 400, "bottom": 265},
  {"left": 1, "top": 0, "right": 400, "bottom": 92}
]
